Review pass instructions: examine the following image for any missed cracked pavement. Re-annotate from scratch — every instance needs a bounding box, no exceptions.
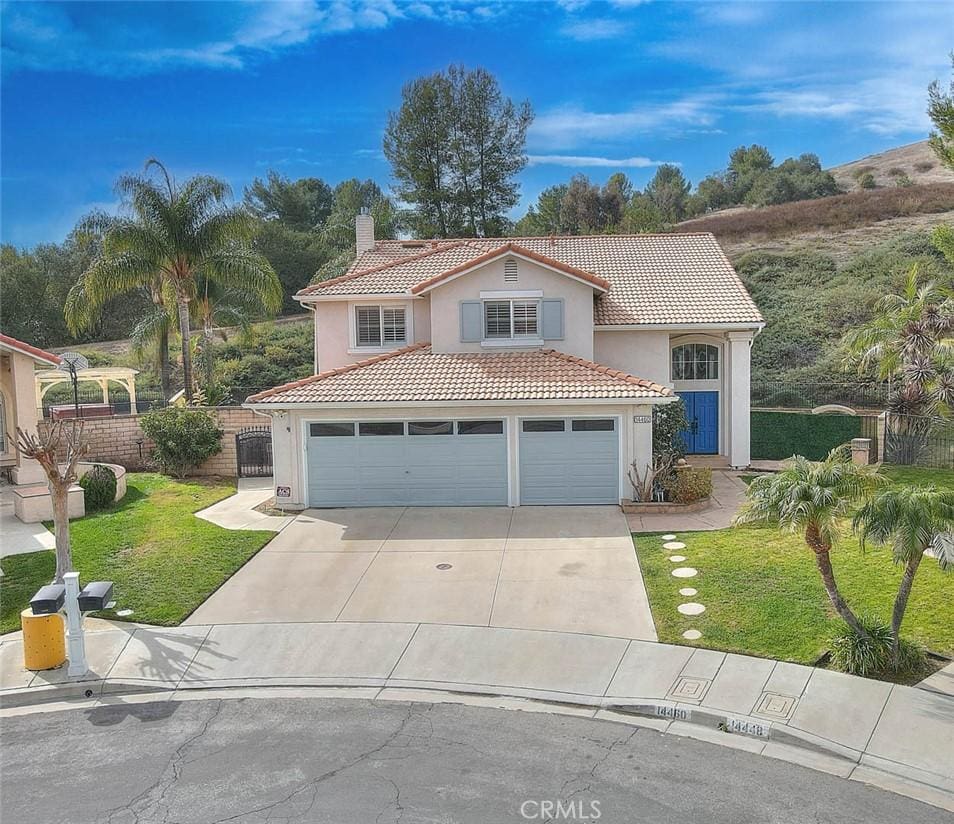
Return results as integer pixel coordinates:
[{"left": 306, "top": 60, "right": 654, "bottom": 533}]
[{"left": 2, "top": 697, "right": 948, "bottom": 824}]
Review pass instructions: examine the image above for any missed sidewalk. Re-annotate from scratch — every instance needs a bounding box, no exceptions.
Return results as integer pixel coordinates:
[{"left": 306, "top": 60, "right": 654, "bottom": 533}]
[
  {"left": 2, "top": 620, "right": 952, "bottom": 811},
  {"left": 626, "top": 470, "right": 750, "bottom": 532},
  {"left": 195, "top": 476, "right": 295, "bottom": 532}
]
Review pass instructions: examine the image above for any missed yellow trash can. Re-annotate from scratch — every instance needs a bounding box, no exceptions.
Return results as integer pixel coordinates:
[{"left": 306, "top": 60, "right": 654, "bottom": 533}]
[{"left": 21, "top": 609, "right": 66, "bottom": 671}]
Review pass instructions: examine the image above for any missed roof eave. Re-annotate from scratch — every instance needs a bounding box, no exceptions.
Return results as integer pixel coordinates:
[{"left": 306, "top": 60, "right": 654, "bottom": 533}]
[{"left": 244, "top": 395, "right": 675, "bottom": 410}]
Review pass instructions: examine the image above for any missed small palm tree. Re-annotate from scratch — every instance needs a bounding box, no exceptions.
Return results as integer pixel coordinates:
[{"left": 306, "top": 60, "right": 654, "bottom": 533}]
[
  {"left": 736, "top": 446, "right": 884, "bottom": 639},
  {"left": 68, "top": 159, "right": 279, "bottom": 401},
  {"left": 852, "top": 485, "right": 954, "bottom": 662}
]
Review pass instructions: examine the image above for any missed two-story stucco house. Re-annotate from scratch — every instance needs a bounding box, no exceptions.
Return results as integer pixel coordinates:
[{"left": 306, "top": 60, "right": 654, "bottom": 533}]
[{"left": 246, "top": 214, "right": 763, "bottom": 509}]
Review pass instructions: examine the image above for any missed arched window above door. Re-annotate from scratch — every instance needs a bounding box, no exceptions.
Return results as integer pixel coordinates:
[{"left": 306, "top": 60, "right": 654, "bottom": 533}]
[{"left": 672, "top": 343, "right": 719, "bottom": 381}]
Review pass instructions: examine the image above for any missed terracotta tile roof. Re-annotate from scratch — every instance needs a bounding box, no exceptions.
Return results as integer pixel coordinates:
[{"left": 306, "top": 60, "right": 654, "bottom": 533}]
[
  {"left": 296, "top": 233, "right": 762, "bottom": 326},
  {"left": 246, "top": 343, "right": 672, "bottom": 405},
  {"left": 0, "top": 333, "right": 61, "bottom": 365}
]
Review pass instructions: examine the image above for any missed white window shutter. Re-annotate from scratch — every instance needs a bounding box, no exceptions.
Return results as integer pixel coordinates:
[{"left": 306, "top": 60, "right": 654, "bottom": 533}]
[{"left": 541, "top": 299, "right": 564, "bottom": 340}]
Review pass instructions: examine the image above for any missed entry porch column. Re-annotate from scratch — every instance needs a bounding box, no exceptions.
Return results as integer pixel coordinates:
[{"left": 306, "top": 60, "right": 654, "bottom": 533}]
[{"left": 727, "top": 331, "right": 754, "bottom": 469}]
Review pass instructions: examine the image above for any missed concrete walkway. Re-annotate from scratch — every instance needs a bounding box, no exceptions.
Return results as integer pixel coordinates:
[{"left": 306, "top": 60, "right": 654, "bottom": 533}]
[
  {"left": 195, "top": 476, "right": 295, "bottom": 532},
  {"left": 627, "top": 470, "right": 750, "bottom": 533},
  {"left": 0, "top": 486, "right": 55, "bottom": 559},
  {"left": 1, "top": 620, "right": 952, "bottom": 812}
]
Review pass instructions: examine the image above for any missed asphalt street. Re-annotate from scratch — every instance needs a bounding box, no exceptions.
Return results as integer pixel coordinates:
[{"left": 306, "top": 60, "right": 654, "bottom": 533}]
[{"left": 2, "top": 696, "right": 947, "bottom": 824}]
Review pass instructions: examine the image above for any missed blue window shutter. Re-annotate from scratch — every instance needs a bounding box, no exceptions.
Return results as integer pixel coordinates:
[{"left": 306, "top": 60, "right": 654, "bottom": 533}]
[
  {"left": 460, "top": 300, "right": 483, "bottom": 342},
  {"left": 542, "top": 299, "right": 564, "bottom": 340}
]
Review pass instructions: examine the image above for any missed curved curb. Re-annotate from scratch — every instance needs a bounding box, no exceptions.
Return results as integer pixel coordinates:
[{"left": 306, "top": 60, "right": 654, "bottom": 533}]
[{"left": 2, "top": 678, "right": 952, "bottom": 813}]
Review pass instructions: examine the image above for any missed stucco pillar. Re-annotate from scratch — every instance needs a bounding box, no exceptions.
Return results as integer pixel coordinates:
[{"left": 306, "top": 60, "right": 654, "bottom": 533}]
[
  {"left": 727, "top": 332, "right": 753, "bottom": 469},
  {"left": 268, "top": 411, "right": 304, "bottom": 510},
  {"left": 10, "top": 352, "right": 46, "bottom": 485},
  {"left": 632, "top": 405, "right": 654, "bottom": 485}
]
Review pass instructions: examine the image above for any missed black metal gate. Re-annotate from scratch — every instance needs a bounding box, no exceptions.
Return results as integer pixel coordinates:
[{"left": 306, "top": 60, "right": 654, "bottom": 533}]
[{"left": 236, "top": 427, "right": 273, "bottom": 477}]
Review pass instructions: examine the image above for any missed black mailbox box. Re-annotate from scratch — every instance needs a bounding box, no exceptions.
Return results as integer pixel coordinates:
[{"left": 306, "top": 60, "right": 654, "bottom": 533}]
[
  {"left": 78, "top": 581, "right": 114, "bottom": 612},
  {"left": 30, "top": 584, "right": 66, "bottom": 615}
]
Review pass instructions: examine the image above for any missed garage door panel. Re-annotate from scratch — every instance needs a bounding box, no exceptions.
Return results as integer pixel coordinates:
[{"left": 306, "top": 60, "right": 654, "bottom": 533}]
[
  {"left": 519, "top": 419, "right": 619, "bottom": 505},
  {"left": 308, "top": 421, "right": 507, "bottom": 507}
]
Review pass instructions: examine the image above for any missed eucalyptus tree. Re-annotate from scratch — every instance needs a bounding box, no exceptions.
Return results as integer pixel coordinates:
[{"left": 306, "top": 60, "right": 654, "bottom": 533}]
[
  {"left": 736, "top": 446, "right": 884, "bottom": 639},
  {"left": 852, "top": 485, "right": 954, "bottom": 663},
  {"left": 66, "top": 160, "right": 279, "bottom": 401}
]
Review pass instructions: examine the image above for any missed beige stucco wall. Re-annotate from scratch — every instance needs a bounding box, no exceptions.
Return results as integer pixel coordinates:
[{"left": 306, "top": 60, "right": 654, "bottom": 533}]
[
  {"left": 1, "top": 350, "right": 46, "bottom": 483},
  {"left": 427, "top": 257, "right": 596, "bottom": 360},
  {"left": 266, "top": 401, "right": 655, "bottom": 509},
  {"left": 593, "top": 330, "right": 671, "bottom": 385}
]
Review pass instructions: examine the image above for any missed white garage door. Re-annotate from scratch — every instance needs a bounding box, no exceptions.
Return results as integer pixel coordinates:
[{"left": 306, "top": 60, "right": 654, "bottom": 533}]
[
  {"left": 519, "top": 418, "right": 619, "bottom": 505},
  {"left": 306, "top": 420, "right": 508, "bottom": 507}
]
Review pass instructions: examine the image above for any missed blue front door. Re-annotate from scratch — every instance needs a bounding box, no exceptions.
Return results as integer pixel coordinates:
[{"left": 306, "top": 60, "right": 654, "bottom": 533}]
[{"left": 680, "top": 392, "right": 719, "bottom": 454}]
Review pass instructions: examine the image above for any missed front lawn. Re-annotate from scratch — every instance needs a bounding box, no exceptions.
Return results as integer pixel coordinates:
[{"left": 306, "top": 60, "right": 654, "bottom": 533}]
[
  {"left": 1, "top": 474, "right": 273, "bottom": 634},
  {"left": 634, "top": 466, "right": 954, "bottom": 667}
]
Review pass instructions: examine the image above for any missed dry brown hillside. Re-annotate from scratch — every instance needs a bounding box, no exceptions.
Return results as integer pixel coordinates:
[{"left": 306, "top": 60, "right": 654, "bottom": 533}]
[{"left": 829, "top": 140, "right": 954, "bottom": 190}]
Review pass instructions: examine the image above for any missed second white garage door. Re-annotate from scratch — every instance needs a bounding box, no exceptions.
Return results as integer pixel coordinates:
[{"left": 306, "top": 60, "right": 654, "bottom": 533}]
[
  {"left": 307, "top": 419, "right": 508, "bottom": 507},
  {"left": 518, "top": 418, "right": 620, "bottom": 505}
]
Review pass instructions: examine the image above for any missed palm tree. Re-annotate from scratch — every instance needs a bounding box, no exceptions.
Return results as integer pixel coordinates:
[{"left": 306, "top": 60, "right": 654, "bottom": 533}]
[
  {"left": 736, "top": 446, "right": 884, "bottom": 639},
  {"left": 68, "top": 159, "right": 279, "bottom": 401},
  {"left": 842, "top": 264, "right": 954, "bottom": 418},
  {"left": 852, "top": 485, "right": 954, "bottom": 662}
]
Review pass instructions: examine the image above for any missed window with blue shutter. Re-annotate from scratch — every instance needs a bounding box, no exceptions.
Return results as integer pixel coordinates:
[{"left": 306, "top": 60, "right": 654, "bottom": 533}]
[{"left": 541, "top": 299, "right": 564, "bottom": 340}]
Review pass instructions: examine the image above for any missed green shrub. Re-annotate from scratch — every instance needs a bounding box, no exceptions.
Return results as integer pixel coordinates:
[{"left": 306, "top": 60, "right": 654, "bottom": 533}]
[
  {"left": 79, "top": 464, "right": 117, "bottom": 511},
  {"left": 140, "top": 407, "right": 223, "bottom": 478},
  {"left": 653, "top": 398, "right": 688, "bottom": 459},
  {"left": 858, "top": 172, "right": 877, "bottom": 189},
  {"left": 829, "top": 617, "right": 928, "bottom": 679},
  {"left": 751, "top": 411, "right": 861, "bottom": 461},
  {"left": 663, "top": 466, "right": 713, "bottom": 504}
]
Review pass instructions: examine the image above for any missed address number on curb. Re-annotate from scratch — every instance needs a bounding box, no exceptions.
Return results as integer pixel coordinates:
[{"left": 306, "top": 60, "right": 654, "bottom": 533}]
[
  {"left": 725, "top": 717, "right": 770, "bottom": 737},
  {"left": 655, "top": 705, "right": 690, "bottom": 721}
]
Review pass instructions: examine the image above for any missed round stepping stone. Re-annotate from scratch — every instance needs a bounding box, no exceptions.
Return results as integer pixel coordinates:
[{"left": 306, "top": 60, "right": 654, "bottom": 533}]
[
  {"left": 671, "top": 567, "right": 698, "bottom": 578},
  {"left": 682, "top": 629, "right": 702, "bottom": 640},
  {"left": 678, "top": 602, "right": 706, "bottom": 616},
  {"left": 668, "top": 555, "right": 686, "bottom": 563},
  {"left": 679, "top": 587, "right": 698, "bottom": 597},
  {"left": 661, "top": 534, "right": 677, "bottom": 541},
  {"left": 663, "top": 541, "right": 686, "bottom": 551}
]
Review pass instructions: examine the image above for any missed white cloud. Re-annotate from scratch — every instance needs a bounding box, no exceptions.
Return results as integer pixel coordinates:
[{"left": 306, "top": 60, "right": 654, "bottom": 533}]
[
  {"left": 530, "top": 96, "right": 719, "bottom": 149},
  {"left": 561, "top": 18, "right": 630, "bottom": 41},
  {"left": 527, "top": 154, "right": 676, "bottom": 168}
]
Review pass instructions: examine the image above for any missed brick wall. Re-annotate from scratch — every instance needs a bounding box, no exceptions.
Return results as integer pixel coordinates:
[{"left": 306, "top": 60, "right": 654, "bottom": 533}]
[{"left": 39, "top": 407, "right": 267, "bottom": 477}]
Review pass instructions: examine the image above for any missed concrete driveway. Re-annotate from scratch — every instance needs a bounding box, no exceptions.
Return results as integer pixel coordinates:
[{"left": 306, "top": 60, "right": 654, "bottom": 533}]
[{"left": 187, "top": 506, "right": 656, "bottom": 640}]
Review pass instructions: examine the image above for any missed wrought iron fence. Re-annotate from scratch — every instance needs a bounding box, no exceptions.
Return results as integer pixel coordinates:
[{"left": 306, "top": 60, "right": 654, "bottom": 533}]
[
  {"left": 751, "top": 381, "right": 889, "bottom": 411},
  {"left": 882, "top": 413, "right": 954, "bottom": 469},
  {"left": 236, "top": 426, "right": 273, "bottom": 477}
]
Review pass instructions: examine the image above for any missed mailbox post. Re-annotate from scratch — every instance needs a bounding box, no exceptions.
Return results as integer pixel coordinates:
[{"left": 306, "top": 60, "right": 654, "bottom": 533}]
[{"left": 25, "top": 575, "right": 114, "bottom": 675}]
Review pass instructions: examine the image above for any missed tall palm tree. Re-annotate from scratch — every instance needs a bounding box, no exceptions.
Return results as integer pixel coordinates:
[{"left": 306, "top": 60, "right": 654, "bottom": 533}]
[
  {"left": 842, "top": 264, "right": 954, "bottom": 418},
  {"left": 852, "top": 485, "right": 954, "bottom": 662},
  {"left": 736, "top": 446, "right": 884, "bottom": 639},
  {"left": 68, "top": 159, "right": 279, "bottom": 401}
]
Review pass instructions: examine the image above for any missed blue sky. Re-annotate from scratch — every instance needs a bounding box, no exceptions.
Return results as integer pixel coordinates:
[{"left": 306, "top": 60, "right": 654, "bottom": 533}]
[{"left": 2, "top": 0, "right": 951, "bottom": 247}]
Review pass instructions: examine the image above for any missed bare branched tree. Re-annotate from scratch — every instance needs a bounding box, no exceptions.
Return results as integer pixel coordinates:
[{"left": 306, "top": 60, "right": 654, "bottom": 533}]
[{"left": 16, "top": 421, "right": 89, "bottom": 583}]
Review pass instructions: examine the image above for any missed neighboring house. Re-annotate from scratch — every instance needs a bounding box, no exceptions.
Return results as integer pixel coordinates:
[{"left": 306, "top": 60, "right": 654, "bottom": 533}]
[
  {"left": 246, "top": 215, "right": 764, "bottom": 508},
  {"left": 0, "top": 334, "right": 61, "bottom": 485}
]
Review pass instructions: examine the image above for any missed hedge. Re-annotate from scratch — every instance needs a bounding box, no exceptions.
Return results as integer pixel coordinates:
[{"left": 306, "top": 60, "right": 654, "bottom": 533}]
[{"left": 751, "top": 411, "right": 861, "bottom": 461}]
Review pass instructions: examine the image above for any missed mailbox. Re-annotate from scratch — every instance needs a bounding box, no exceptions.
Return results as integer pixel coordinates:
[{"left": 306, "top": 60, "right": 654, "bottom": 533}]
[
  {"left": 78, "top": 581, "right": 114, "bottom": 612},
  {"left": 30, "top": 584, "right": 66, "bottom": 615}
]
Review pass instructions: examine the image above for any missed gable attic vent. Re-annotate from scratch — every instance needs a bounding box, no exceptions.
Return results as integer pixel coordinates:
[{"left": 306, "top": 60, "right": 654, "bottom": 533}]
[{"left": 504, "top": 258, "right": 518, "bottom": 282}]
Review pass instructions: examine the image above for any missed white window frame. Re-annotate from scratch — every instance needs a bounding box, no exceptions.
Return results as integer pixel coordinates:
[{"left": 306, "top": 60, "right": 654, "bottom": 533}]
[
  {"left": 348, "top": 301, "right": 412, "bottom": 354},
  {"left": 481, "top": 298, "right": 543, "bottom": 347}
]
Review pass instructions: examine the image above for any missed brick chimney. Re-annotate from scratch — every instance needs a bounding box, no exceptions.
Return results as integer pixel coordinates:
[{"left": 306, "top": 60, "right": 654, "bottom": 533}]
[{"left": 355, "top": 208, "right": 375, "bottom": 255}]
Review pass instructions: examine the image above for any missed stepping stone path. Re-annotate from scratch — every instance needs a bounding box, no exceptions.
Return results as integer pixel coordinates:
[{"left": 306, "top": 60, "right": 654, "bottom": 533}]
[
  {"left": 668, "top": 555, "right": 686, "bottom": 562},
  {"left": 671, "top": 567, "right": 697, "bottom": 578},
  {"left": 661, "top": 534, "right": 677, "bottom": 541},
  {"left": 663, "top": 541, "right": 686, "bottom": 551},
  {"left": 682, "top": 629, "right": 702, "bottom": 640},
  {"left": 678, "top": 602, "right": 706, "bottom": 616},
  {"left": 679, "top": 588, "right": 697, "bottom": 597}
]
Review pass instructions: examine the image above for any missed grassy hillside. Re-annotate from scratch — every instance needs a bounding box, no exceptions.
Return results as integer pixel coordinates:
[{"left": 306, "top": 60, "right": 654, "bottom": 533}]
[{"left": 829, "top": 140, "right": 954, "bottom": 190}]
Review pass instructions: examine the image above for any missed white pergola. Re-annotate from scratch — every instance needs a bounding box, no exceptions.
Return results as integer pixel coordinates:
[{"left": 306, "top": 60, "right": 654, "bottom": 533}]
[{"left": 34, "top": 367, "right": 140, "bottom": 414}]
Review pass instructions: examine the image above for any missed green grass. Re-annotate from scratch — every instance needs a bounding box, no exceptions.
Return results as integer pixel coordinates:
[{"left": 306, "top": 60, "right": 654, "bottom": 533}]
[
  {"left": 634, "top": 465, "right": 954, "bottom": 666},
  {"left": 1, "top": 474, "right": 273, "bottom": 634}
]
